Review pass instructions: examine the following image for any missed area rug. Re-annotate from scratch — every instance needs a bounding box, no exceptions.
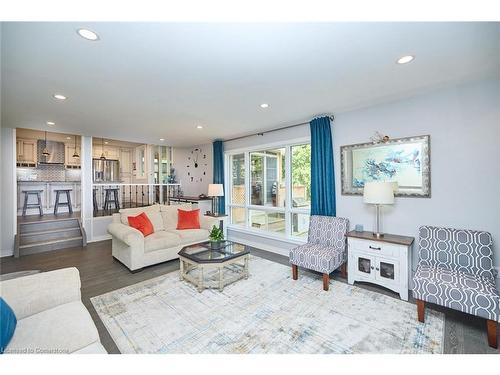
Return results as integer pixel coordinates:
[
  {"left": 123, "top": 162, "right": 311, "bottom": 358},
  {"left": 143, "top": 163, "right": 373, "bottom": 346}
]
[{"left": 91, "top": 256, "right": 444, "bottom": 354}]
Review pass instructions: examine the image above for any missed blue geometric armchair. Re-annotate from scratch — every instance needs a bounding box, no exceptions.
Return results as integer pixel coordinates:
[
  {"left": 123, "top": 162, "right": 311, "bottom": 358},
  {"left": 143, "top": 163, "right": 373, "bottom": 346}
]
[
  {"left": 413, "top": 225, "right": 499, "bottom": 348},
  {"left": 289, "top": 215, "right": 349, "bottom": 291}
]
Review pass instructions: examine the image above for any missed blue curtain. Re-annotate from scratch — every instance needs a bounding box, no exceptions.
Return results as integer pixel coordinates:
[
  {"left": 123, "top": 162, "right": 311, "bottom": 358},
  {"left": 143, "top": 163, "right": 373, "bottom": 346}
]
[
  {"left": 213, "top": 140, "right": 225, "bottom": 214},
  {"left": 310, "top": 116, "right": 336, "bottom": 216}
]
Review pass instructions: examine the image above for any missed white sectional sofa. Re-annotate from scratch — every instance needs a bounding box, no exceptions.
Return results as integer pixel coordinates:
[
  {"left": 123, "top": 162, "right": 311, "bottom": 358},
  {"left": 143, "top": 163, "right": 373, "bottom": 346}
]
[
  {"left": 107, "top": 203, "right": 219, "bottom": 272},
  {"left": 0, "top": 268, "right": 107, "bottom": 354}
]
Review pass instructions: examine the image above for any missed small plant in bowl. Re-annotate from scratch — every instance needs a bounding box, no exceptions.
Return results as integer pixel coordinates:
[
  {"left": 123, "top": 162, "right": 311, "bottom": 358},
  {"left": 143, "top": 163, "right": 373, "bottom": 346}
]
[{"left": 209, "top": 225, "right": 224, "bottom": 248}]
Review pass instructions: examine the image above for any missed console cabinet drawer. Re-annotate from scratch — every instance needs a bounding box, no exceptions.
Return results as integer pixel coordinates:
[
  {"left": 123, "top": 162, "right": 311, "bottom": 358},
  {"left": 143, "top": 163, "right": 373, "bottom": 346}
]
[{"left": 349, "top": 238, "right": 398, "bottom": 258}]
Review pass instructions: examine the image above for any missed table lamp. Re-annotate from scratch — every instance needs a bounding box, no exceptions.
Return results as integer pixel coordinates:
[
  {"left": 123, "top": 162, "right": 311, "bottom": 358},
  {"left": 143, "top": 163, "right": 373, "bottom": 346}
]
[
  {"left": 363, "top": 181, "right": 395, "bottom": 238},
  {"left": 208, "top": 184, "right": 224, "bottom": 215}
]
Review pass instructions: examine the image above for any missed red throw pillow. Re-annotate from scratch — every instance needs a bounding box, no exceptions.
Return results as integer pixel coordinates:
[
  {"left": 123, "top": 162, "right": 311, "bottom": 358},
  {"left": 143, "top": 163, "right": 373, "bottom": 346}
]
[
  {"left": 128, "top": 212, "right": 154, "bottom": 236},
  {"left": 177, "top": 209, "right": 200, "bottom": 230}
]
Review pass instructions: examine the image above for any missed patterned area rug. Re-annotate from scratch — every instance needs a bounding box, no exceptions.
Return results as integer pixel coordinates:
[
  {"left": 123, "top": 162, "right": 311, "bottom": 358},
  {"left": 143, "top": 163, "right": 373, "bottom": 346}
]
[{"left": 91, "top": 256, "right": 444, "bottom": 354}]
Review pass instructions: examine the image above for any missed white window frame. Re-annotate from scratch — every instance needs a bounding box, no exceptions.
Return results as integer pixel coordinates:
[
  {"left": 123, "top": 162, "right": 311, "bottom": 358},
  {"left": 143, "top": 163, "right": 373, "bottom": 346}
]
[{"left": 225, "top": 137, "right": 311, "bottom": 242}]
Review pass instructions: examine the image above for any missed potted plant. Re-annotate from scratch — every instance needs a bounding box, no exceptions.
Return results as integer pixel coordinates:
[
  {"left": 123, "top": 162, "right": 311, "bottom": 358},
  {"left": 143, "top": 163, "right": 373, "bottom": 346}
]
[{"left": 208, "top": 225, "right": 224, "bottom": 249}]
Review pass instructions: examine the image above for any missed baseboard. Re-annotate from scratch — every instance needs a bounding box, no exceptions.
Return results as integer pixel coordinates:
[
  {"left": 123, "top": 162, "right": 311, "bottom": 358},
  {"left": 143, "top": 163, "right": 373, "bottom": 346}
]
[
  {"left": 88, "top": 234, "right": 112, "bottom": 243},
  {"left": 228, "top": 236, "right": 290, "bottom": 257}
]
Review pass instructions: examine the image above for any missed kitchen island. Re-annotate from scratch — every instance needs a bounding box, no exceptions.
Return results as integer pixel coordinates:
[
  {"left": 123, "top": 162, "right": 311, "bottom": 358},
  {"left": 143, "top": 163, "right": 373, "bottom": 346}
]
[{"left": 17, "top": 181, "right": 81, "bottom": 215}]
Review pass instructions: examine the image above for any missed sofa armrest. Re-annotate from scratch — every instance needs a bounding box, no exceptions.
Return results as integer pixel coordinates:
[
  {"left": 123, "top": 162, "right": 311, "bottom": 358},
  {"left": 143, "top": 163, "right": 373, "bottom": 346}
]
[
  {"left": 200, "top": 215, "right": 221, "bottom": 231},
  {"left": 107, "top": 222, "right": 144, "bottom": 247},
  {"left": 0, "top": 267, "right": 81, "bottom": 320}
]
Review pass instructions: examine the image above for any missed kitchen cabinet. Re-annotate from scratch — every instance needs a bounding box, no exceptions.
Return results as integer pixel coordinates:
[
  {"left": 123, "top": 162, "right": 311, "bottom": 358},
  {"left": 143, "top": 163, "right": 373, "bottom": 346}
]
[
  {"left": 17, "top": 139, "right": 37, "bottom": 163},
  {"left": 93, "top": 145, "right": 119, "bottom": 160},
  {"left": 119, "top": 148, "right": 133, "bottom": 183}
]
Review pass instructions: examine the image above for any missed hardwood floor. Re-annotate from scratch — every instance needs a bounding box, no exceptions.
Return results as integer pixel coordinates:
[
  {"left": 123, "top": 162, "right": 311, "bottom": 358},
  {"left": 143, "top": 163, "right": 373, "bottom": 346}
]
[{"left": 1, "top": 240, "right": 498, "bottom": 354}]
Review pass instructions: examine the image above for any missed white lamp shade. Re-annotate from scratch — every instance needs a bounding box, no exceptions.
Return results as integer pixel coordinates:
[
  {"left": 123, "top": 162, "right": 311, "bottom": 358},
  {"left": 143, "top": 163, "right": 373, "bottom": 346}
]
[
  {"left": 208, "top": 184, "right": 224, "bottom": 197},
  {"left": 363, "top": 181, "right": 395, "bottom": 205}
]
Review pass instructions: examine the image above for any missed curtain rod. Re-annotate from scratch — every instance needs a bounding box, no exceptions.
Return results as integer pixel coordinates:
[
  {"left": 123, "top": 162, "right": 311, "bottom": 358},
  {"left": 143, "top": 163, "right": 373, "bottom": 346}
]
[{"left": 223, "top": 115, "right": 334, "bottom": 143}]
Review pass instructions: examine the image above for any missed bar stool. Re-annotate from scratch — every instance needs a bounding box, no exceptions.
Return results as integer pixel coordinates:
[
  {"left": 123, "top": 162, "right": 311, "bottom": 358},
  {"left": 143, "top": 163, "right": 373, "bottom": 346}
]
[
  {"left": 93, "top": 188, "right": 98, "bottom": 213},
  {"left": 104, "top": 188, "right": 120, "bottom": 211},
  {"left": 22, "top": 190, "right": 44, "bottom": 216},
  {"left": 54, "top": 189, "right": 73, "bottom": 215}
]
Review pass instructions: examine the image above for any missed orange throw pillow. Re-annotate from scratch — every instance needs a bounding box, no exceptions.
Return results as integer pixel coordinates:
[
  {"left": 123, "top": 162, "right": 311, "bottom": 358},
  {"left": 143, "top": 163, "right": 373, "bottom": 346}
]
[
  {"left": 128, "top": 212, "right": 154, "bottom": 236},
  {"left": 177, "top": 209, "right": 200, "bottom": 230}
]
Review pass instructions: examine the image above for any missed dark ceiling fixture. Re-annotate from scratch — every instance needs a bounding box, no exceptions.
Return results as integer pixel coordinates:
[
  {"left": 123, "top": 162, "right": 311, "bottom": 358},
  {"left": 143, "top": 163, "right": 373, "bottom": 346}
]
[
  {"left": 42, "top": 131, "right": 50, "bottom": 157},
  {"left": 72, "top": 135, "right": 80, "bottom": 158},
  {"left": 100, "top": 138, "right": 106, "bottom": 160}
]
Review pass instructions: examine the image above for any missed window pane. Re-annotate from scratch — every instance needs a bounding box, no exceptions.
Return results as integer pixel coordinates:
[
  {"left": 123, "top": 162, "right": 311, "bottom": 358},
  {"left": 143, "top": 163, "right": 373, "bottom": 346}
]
[
  {"left": 249, "top": 210, "right": 285, "bottom": 234},
  {"left": 230, "top": 207, "right": 246, "bottom": 226},
  {"left": 231, "top": 154, "right": 245, "bottom": 205},
  {"left": 250, "top": 148, "right": 286, "bottom": 207},
  {"left": 291, "top": 213, "right": 310, "bottom": 238},
  {"left": 291, "top": 144, "right": 311, "bottom": 209}
]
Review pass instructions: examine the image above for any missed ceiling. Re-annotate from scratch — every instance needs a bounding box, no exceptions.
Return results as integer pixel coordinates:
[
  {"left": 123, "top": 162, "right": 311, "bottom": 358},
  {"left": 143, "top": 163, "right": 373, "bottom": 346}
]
[{"left": 2, "top": 22, "right": 500, "bottom": 147}]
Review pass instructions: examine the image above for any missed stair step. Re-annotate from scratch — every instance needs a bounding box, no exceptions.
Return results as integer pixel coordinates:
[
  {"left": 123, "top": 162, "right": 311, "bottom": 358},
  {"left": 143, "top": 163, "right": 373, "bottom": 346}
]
[
  {"left": 20, "top": 228, "right": 82, "bottom": 245},
  {"left": 19, "top": 236, "right": 83, "bottom": 256},
  {"left": 19, "top": 218, "right": 80, "bottom": 233}
]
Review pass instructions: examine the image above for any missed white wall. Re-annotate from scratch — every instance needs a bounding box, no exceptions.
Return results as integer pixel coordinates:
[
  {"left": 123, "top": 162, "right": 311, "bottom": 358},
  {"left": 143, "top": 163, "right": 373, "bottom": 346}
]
[
  {"left": 1, "top": 127, "right": 17, "bottom": 257},
  {"left": 173, "top": 143, "right": 213, "bottom": 196},
  {"left": 225, "top": 77, "right": 500, "bottom": 281}
]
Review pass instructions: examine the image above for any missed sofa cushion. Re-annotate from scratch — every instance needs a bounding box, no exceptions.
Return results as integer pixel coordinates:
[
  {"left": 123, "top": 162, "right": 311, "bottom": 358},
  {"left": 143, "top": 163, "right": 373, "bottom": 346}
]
[
  {"left": 413, "top": 264, "right": 500, "bottom": 321},
  {"left": 167, "top": 229, "right": 209, "bottom": 244},
  {"left": 128, "top": 212, "right": 154, "bottom": 237},
  {"left": 73, "top": 342, "right": 108, "bottom": 354},
  {"left": 119, "top": 205, "right": 164, "bottom": 232},
  {"left": 5, "top": 301, "right": 99, "bottom": 354},
  {"left": 177, "top": 209, "right": 201, "bottom": 230},
  {"left": 0, "top": 297, "right": 17, "bottom": 353},
  {"left": 144, "top": 231, "right": 181, "bottom": 253},
  {"left": 160, "top": 203, "right": 192, "bottom": 229}
]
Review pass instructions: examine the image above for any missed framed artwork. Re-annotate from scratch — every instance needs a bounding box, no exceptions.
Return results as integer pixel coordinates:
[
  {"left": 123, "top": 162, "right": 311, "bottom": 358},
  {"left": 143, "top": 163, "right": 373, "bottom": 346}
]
[{"left": 340, "top": 134, "right": 430, "bottom": 197}]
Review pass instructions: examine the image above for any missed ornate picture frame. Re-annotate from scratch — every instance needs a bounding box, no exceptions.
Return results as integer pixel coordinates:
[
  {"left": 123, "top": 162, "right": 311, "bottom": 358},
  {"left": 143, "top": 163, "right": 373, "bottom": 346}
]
[{"left": 340, "top": 134, "right": 430, "bottom": 198}]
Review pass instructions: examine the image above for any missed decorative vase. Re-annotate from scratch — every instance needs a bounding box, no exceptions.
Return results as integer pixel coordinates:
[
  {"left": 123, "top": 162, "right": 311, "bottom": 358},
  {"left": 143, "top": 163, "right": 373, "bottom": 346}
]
[{"left": 209, "top": 240, "right": 220, "bottom": 250}]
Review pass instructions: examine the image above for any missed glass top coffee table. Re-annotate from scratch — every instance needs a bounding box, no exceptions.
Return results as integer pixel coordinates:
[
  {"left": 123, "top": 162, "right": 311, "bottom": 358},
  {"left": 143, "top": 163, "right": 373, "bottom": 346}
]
[{"left": 178, "top": 241, "right": 250, "bottom": 292}]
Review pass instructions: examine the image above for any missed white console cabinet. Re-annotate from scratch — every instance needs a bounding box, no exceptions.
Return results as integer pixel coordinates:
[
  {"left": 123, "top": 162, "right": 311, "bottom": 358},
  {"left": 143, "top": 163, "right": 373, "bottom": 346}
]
[{"left": 347, "top": 231, "right": 414, "bottom": 301}]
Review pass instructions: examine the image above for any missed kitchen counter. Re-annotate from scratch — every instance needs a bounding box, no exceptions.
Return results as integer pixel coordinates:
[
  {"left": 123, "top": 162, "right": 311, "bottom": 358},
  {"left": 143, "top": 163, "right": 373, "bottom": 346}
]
[{"left": 17, "top": 181, "right": 81, "bottom": 215}]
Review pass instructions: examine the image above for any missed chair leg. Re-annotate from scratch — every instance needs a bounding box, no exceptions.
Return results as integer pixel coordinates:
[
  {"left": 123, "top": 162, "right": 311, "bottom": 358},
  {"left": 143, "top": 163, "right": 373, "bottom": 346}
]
[
  {"left": 487, "top": 319, "right": 498, "bottom": 349},
  {"left": 322, "top": 273, "right": 329, "bottom": 291},
  {"left": 340, "top": 263, "right": 347, "bottom": 278},
  {"left": 66, "top": 191, "right": 73, "bottom": 214},
  {"left": 292, "top": 264, "right": 298, "bottom": 280},
  {"left": 22, "top": 193, "right": 28, "bottom": 216},
  {"left": 416, "top": 299, "right": 425, "bottom": 323}
]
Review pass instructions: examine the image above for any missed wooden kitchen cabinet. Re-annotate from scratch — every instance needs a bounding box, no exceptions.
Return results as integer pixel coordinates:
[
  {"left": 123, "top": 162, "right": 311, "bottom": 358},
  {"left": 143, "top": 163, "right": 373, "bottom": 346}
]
[{"left": 17, "top": 139, "right": 37, "bottom": 163}]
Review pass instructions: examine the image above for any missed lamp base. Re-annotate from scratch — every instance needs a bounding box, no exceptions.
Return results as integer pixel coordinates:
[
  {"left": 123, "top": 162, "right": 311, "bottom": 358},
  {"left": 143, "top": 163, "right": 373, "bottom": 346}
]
[{"left": 373, "top": 232, "right": 384, "bottom": 238}]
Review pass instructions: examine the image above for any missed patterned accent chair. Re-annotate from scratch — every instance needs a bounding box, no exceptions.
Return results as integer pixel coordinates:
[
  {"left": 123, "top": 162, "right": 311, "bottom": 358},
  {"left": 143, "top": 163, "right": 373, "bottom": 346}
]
[
  {"left": 289, "top": 215, "right": 349, "bottom": 291},
  {"left": 413, "top": 225, "right": 499, "bottom": 348}
]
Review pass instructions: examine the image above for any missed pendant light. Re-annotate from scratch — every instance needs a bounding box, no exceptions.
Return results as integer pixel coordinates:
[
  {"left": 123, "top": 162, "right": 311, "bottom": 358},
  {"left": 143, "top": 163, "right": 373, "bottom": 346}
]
[
  {"left": 42, "top": 131, "right": 50, "bottom": 157},
  {"left": 100, "top": 138, "right": 106, "bottom": 160},
  {"left": 72, "top": 135, "right": 80, "bottom": 158}
]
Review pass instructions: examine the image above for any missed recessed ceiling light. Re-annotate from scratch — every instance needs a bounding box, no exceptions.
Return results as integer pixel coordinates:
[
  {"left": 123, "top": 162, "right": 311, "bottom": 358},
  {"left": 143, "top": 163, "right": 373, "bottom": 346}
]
[
  {"left": 396, "top": 55, "right": 415, "bottom": 64},
  {"left": 53, "top": 94, "right": 67, "bottom": 100},
  {"left": 159, "top": 138, "right": 165, "bottom": 142},
  {"left": 260, "top": 103, "right": 269, "bottom": 108},
  {"left": 77, "top": 28, "right": 99, "bottom": 41},
  {"left": 104, "top": 141, "right": 109, "bottom": 145},
  {"left": 196, "top": 125, "right": 203, "bottom": 129},
  {"left": 66, "top": 136, "right": 71, "bottom": 140},
  {"left": 46, "top": 121, "right": 55, "bottom": 126}
]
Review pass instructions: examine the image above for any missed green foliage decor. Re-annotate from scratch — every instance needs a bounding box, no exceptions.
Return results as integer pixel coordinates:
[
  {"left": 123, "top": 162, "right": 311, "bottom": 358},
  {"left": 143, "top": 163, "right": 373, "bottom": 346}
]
[{"left": 209, "top": 225, "right": 224, "bottom": 242}]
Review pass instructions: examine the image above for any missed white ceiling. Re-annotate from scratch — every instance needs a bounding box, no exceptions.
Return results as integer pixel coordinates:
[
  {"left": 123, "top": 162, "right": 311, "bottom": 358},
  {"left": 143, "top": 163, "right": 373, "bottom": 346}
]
[{"left": 2, "top": 22, "right": 499, "bottom": 147}]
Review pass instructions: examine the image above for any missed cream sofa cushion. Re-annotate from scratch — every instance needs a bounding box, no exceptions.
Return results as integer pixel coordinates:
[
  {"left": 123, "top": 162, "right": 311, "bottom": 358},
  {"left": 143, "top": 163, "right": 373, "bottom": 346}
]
[
  {"left": 119, "top": 205, "right": 164, "bottom": 232},
  {"left": 167, "top": 229, "right": 210, "bottom": 244},
  {"left": 160, "top": 203, "right": 192, "bottom": 230},
  {"left": 144, "top": 231, "right": 181, "bottom": 253},
  {"left": 6, "top": 301, "right": 99, "bottom": 354}
]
